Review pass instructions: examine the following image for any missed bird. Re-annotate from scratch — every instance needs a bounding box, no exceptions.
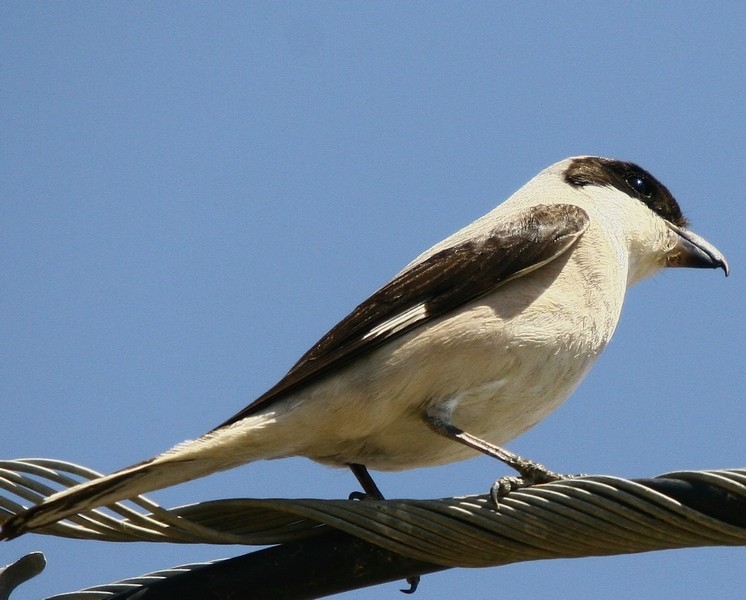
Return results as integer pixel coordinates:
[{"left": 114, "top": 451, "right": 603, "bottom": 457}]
[{"left": 1, "top": 155, "right": 729, "bottom": 541}]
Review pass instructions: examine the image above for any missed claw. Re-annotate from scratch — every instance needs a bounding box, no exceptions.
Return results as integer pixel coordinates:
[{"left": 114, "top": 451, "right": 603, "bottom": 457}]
[
  {"left": 400, "top": 575, "right": 420, "bottom": 594},
  {"left": 489, "top": 470, "right": 575, "bottom": 505},
  {"left": 489, "top": 476, "right": 525, "bottom": 504}
]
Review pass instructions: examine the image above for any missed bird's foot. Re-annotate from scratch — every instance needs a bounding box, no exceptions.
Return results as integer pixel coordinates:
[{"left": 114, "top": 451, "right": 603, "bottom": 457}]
[
  {"left": 348, "top": 463, "right": 385, "bottom": 501},
  {"left": 348, "top": 491, "right": 379, "bottom": 501},
  {"left": 400, "top": 575, "right": 420, "bottom": 594},
  {"left": 489, "top": 465, "right": 575, "bottom": 505}
]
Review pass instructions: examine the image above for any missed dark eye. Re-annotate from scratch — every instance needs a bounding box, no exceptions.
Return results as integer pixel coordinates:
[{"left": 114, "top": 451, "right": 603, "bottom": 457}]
[{"left": 625, "top": 174, "right": 653, "bottom": 197}]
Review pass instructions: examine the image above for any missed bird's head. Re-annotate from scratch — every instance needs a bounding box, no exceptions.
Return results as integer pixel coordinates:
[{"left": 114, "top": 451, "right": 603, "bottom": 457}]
[{"left": 561, "top": 156, "right": 729, "bottom": 284}]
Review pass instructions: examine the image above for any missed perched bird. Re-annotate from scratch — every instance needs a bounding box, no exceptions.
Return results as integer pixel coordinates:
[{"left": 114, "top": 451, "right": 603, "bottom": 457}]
[{"left": 1, "top": 156, "right": 729, "bottom": 540}]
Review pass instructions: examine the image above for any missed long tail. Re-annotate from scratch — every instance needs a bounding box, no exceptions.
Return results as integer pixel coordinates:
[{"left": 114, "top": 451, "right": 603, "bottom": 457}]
[
  {"left": 1, "top": 453, "right": 228, "bottom": 540},
  {"left": 1, "top": 414, "right": 282, "bottom": 540}
]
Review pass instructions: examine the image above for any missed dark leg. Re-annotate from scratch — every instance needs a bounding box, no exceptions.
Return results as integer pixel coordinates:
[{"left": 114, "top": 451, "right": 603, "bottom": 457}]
[
  {"left": 347, "top": 463, "right": 420, "bottom": 593},
  {"left": 348, "top": 463, "right": 385, "bottom": 500}
]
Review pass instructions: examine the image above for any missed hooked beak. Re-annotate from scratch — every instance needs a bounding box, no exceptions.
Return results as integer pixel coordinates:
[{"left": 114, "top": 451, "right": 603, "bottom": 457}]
[{"left": 666, "top": 222, "right": 730, "bottom": 276}]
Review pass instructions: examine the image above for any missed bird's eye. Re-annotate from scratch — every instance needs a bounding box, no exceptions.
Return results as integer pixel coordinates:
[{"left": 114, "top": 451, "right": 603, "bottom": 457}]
[{"left": 626, "top": 174, "right": 653, "bottom": 197}]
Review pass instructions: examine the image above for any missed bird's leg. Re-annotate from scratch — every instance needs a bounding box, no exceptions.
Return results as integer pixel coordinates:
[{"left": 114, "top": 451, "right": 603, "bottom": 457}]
[
  {"left": 347, "top": 463, "right": 420, "bottom": 594},
  {"left": 348, "top": 463, "right": 385, "bottom": 500},
  {"left": 423, "top": 411, "right": 568, "bottom": 504}
]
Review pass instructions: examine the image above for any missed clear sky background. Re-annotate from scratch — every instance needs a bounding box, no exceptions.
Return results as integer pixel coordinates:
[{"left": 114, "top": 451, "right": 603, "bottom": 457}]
[{"left": 2, "top": 3, "right": 744, "bottom": 599}]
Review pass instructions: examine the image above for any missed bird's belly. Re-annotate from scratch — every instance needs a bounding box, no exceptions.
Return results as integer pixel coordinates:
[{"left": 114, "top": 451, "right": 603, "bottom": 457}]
[
  {"left": 289, "top": 274, "right": 618, "bottom": 471},
  {"left": 301, "top": 319, "right": 601, "bottom": 471},
  {"left": 346, "top": 347, "right": 596, "bottom": 470}
]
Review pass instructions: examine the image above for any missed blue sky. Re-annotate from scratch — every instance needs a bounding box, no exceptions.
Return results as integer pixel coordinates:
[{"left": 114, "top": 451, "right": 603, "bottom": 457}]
[{"left": 2, "top": 3, "right": 744, "bottom": 599}]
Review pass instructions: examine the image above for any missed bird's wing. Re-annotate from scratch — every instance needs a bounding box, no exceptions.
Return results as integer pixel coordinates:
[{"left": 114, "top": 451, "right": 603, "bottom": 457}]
[{"left": 215, "top": 203, "right": 589, "bottom": 428}]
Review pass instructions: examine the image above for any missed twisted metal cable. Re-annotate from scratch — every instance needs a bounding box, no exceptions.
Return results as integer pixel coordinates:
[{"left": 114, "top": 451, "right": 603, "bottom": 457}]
[{"left": 1, "top": 459, "right": 745, "bottom": 598}]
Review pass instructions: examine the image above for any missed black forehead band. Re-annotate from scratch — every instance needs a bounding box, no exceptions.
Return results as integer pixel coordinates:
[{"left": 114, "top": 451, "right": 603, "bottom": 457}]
[{"left": 563, "top": 157, "right": 687, "bottom": 227}]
